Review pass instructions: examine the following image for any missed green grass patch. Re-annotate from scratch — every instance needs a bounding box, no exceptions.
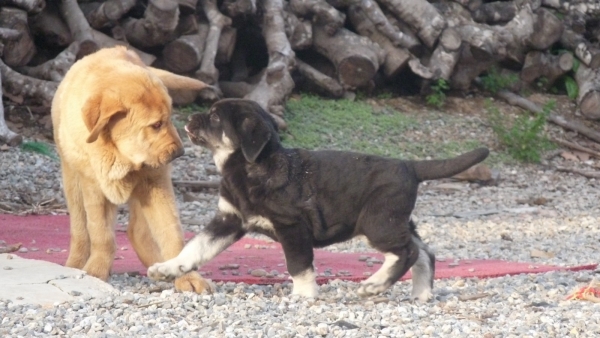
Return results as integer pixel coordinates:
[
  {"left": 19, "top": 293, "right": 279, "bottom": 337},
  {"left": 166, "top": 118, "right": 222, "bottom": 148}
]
[
  {"left": 20, "top": 141, "right": 58, "bottom": 161},
  {"left": 283, "top": 94, "right": 491, "bottom": 161},
  {"left": 283, "top": 94, "right": 417, "bottom": 158}
]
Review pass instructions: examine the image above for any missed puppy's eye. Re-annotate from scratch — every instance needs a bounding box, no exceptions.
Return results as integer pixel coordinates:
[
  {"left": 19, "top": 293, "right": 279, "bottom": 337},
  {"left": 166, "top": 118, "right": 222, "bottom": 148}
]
[
  {"left": 151, "top": 121, "right": 163, "bottom": 129},
  {"left": 210, "top": 113, "right": 220, "bottom": 123}
]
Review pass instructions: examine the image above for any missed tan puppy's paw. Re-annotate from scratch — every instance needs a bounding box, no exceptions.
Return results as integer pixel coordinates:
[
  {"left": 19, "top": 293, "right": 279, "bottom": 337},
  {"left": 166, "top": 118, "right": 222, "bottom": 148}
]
[
  {"left": 82, "top": 261, "right": 111, "bottom": 281},
  {"left": 174, "top": 271, "right": 214, "bottom": 294},
  {"left": 65, "top": 255, "right": 88, "bottom": 270}
]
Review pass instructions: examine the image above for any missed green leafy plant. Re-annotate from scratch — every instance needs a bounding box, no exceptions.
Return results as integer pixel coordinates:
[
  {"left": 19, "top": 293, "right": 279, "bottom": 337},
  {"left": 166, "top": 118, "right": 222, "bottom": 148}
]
[
  {"left": 20, "top": 141, "right": 58, "bottom": 161},
  {"left": 480, "top": 67, "right": 518, "bottom": 94},
  {"left": 487, "top": 100, "right": 555, "bottom": 163},
  {"left": 564, "top": 76, "right": 579, "bottom": 100},
  {"left": 425, "top": 79, "right": 450, "bottom": 108}
]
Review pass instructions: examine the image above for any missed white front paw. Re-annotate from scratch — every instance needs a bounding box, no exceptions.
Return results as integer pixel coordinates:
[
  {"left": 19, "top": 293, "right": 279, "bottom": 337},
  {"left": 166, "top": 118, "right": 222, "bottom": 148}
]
[
  {"left": 147, "top": 259, "right": 194, "bottom": 281},
  {"left": 292, "top": 281, "right": 318, "bottom": 298}
]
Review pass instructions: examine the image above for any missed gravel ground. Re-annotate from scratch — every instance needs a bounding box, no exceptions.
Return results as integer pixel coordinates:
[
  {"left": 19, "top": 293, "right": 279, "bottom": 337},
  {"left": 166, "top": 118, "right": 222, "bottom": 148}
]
[{"left": 1, "top": 97, "right": 600, "bottom": 337}]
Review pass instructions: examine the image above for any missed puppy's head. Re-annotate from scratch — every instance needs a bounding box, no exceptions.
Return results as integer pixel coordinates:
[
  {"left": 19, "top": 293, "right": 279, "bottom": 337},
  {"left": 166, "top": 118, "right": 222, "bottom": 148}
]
[
  {"left": 185, "top": 99, "right": 279, "bottom": 163},
  {"left": 82, "top": 70, "right": 184, "bottom": 169}
]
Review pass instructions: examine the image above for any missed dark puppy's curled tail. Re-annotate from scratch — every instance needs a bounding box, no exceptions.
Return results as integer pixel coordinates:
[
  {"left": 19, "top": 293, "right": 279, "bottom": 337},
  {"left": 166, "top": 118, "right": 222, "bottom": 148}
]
[{"left": 411, "top": 147, "right": 489, "bottom": 182}]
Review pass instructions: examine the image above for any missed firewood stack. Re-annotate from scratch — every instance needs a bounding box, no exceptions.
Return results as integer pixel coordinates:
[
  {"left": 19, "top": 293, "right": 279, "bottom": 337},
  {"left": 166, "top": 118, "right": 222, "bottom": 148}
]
[{"left": 0, "top": 0, "right": 598, "bottom": 145}]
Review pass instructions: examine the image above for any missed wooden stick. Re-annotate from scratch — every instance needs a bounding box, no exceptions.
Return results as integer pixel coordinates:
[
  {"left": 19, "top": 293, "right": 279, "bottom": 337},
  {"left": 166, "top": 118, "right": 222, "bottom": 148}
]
[
  {"left": 494, "top": 89, "right": 600, "bottom": 144},
  {"left": 554, "top": 166, "right": 600, "bottom": 179},
  {"left": 172, "top": 180, "right": 221, "bottom": 189},
  {"left": 551, "top": 137, "right": 600, "bottom": 159}
]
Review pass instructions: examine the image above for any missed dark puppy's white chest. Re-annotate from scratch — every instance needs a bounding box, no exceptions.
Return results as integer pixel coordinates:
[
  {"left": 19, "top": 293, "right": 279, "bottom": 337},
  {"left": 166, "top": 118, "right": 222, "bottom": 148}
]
[{"left": 217, "top": 196, "right": 275, "bottom": 232}]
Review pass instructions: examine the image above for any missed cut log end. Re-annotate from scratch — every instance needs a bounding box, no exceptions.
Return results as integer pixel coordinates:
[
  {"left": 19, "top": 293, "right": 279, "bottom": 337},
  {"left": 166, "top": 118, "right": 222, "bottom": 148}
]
[
  {"left": 580, "top": 91, "right": 600, "bottom": 120},
  {"left": 75, "top": 40, "right": 100, "bottom": 60},
  {"left": 338, "top": 56, "right": 377, "bottom": 88}
]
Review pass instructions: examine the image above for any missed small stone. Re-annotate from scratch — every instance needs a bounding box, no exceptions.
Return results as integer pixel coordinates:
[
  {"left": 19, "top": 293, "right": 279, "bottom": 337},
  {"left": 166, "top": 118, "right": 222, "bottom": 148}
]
[
  {"left": 69, "top": 290, "right": 82, "bottom": 296},
  {"left": 3, "top": 266, "right": 12, "bottom": 270},
  {"left": 358, "top": 255, "right": 369, "bottom": 261},
  {"left": 316, "top": 323, "right": 328, "bottom": 336},
  {"left": 43, "top": 323, "right": 52, "bottom": 333},
  {"left": 18, "top": 247, "right": 28, "bottom": 253},
  {"left": 250, "top": 269, "right": 267, "bottom": 277}
]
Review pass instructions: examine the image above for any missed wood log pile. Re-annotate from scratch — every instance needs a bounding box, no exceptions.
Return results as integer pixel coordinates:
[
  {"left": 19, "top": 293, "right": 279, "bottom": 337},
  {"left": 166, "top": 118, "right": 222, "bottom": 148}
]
[{"left": 0, "top": 0, "right": 599, "bottom": 146}]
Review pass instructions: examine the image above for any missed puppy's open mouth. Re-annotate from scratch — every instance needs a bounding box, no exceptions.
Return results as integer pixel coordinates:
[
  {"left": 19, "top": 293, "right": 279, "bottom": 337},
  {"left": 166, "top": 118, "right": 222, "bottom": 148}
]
[{"left": 184, "top": 125, "right": 204, "bottom": 144}]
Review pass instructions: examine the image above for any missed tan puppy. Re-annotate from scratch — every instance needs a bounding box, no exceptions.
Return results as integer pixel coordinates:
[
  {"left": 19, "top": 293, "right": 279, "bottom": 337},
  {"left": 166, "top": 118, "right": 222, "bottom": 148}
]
[{"left": 52, "top": 46, "right": 212, "bottom": 293}]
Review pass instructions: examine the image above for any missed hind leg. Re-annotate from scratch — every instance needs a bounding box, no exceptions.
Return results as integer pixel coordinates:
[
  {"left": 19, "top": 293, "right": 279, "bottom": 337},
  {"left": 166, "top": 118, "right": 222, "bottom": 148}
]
[
  {"left": 409, "top": 223, "right": 435, "bottom": 302},
  {"left": 356, "top": 207, "right": 421, "bottom": 297},
  {"left": 61, "top": 163, "right": 90, "bottom": 270}
]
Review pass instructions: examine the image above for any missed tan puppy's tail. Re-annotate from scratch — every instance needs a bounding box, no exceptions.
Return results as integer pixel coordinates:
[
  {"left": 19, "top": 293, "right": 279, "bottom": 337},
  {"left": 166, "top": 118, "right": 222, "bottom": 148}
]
[
  {"left": 411, "top": 147, "right": 489, "bottom": 182},
  {"left": 148, "top": 67, "right": 212, "bottom": 91}
]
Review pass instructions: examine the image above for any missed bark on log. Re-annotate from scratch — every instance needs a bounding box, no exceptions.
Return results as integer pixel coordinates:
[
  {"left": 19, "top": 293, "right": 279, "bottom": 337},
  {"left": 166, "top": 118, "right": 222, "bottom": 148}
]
[
  {"left": 561, "top": 27, "right": 600, "bottom": 69},
  {"left": 472, "top": 1, "right": 517, "bottom": 24},
  {"left": 312, "top": 24, "right": 384, "bottom": 88},
  {"left": 0, "top": 76, "right": 22, "bottom": 146},
  {"left": 283, "top": 10, "right": 312, "bottom": 50},
  {"left": 16, "top": 42, "right": 78, "bottom": 82},
  {"left": 122, "top": 0, "right": 180, "bottom": 49},
  {"left": 543, "top": 0, "right": 600, "bottom": 17},
  {"left": 82, "top": 0, "right": 136, "bottom": 29},
  {"left": 520, "top": 51, "right": 574, "bottom": 89},
  {"left": 216, "top": 26, "right": 237, "bottom": 65},
  {"left": 0, "top": 28, "right": 21, "bottom": 41},
  {"left": 348, "top": 5, "right": 409, "bottom": 78},
  {"left": 382, "top": 12, "right": 421, "bottom": 53},
  {"left": 29, "top": 1, "right": 72, "bottom": 47},
  {"left": 288, "top": 0, "right": 345, "bottom": 35},
  {"left": 195, "top": 0, "right": 231, "bottom": 84},
  {"left": 91, "top": 30, "right": 156, "bottom": 65},
  {"left": 221, "top": 0, "right": 257, "bottom": 17},
  {"left": 296, "top": 58, "right": 344, "bottom": 97},
  {"left": 0, "top": 0, "right": 45, "bottom": 14},
  {"left": 59, "top": 0, "right": 99, "bottom": 58},
  {"left": 449, "top": 0, "right": 482, "bottom": 12},
  {"left": 162, "top": 23, "right": 209, "bottom": 74},
  {"left": 243, "top": 0, "right": 296, "bottom": 127},
  {"left": 575, "top": 63, "right": 600, "bottom": 120},
  {"left": 450, "top": 46, "right": 497, "bottom": 90},
  {"left": 426, "top": 27, "right": 462, "bottom": 80},
  {"left": 440, "top": 3, "right": 561, "bottom": 66},
  {"left": 178, "top": 0, "right": 198, "bottom": 15},
  {"left": 376, "top": 0, "right": 445, "bottom": 48},
  {"left": 528, "top": 8, "right": 563, "bottom": 51},
  {"left": 0, "top": 7, "right": 36, "bottom": 67},
  {"left": 0, "top": 57, "right": 57, "bottom": 108}
]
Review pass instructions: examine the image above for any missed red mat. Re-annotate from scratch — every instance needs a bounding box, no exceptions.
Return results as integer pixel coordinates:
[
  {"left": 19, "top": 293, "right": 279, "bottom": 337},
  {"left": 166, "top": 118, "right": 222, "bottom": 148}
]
[{"left": 1, "top": 215, "right": 596, "bottom": 284}]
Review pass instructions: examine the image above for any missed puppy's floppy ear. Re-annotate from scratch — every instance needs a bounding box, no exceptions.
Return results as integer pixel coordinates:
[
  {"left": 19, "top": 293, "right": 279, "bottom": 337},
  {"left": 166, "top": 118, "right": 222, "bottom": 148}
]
[
  {"left": 82, "top": 91, "right": 126, "bottom": 143},
  {"left": 238, "top": 114, "right": 272, "bottom": 163}
]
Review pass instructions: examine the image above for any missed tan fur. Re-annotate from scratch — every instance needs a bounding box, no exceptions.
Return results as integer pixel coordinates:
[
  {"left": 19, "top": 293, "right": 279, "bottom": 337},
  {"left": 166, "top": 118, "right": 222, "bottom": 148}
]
[{"left": 52, "top": 46, "right": 212, "bottom": 293}]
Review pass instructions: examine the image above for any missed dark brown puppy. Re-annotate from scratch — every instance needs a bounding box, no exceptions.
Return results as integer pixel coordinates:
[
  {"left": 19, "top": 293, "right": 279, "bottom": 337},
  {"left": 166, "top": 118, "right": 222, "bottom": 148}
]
[{"left": 148, "top": 99, "right": 489, "bottom": 300}]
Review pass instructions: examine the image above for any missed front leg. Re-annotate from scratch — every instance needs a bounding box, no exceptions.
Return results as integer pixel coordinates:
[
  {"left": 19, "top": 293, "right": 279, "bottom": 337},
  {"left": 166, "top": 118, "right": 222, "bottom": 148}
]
[
  {"left": 148, "top": 213, "right": 245, "bottom": 281},
  {"left": 277, "top": 225, "right": 318, "bottom": 298}
]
